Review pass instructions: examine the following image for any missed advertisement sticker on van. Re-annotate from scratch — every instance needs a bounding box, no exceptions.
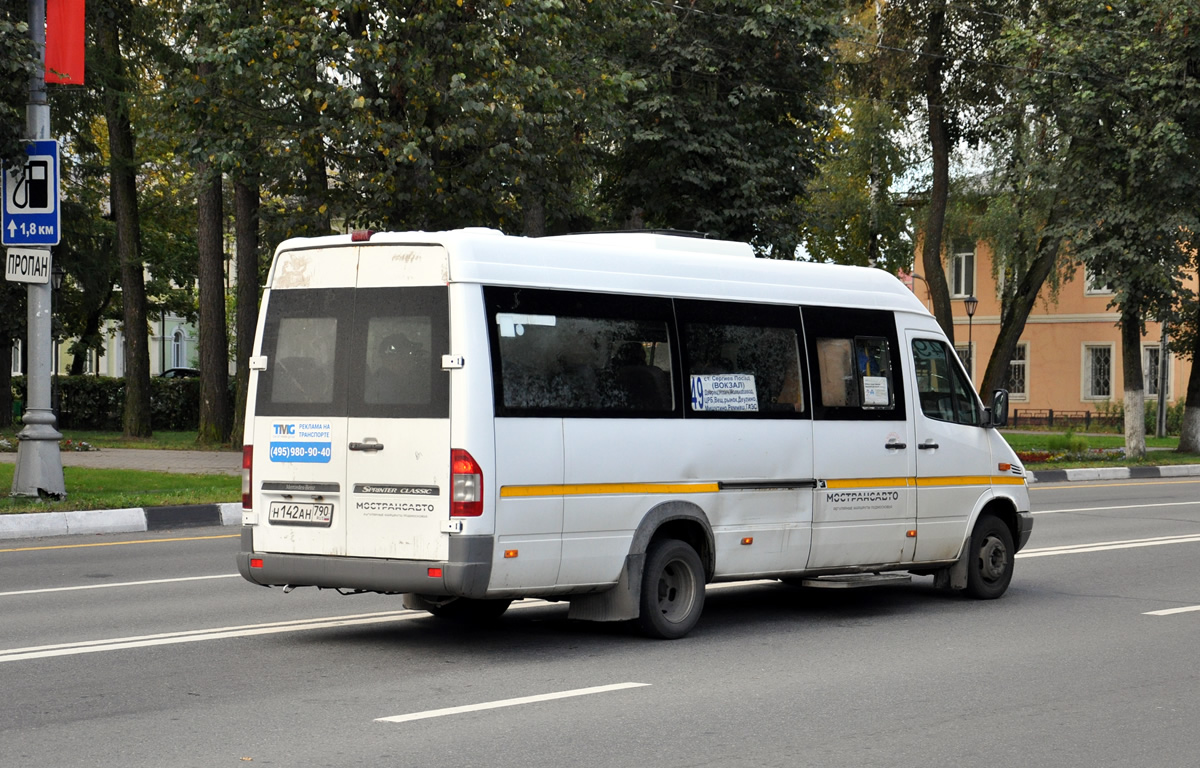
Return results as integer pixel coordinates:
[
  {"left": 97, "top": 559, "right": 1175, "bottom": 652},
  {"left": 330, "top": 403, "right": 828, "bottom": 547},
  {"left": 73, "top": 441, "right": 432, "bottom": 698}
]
[{"left": 269, "top": 421, "right": 333, "bottom": 463}]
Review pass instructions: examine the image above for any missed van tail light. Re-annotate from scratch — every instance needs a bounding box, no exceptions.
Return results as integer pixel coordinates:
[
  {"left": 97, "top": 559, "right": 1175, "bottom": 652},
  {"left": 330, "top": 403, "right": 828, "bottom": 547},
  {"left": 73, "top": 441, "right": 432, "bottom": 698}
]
[
  {"left": 242, "top": 445, "right": 253, "bottom": 510},
  {"left": 450, "top": 448, "right": 483, "bottom": 517}
]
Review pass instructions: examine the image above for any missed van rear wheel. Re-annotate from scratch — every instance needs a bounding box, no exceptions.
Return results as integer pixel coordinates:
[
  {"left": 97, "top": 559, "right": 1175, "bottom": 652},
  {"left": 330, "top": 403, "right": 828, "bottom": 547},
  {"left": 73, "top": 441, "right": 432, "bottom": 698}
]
[
  {"left": 426, "top": 597, "right": 513, "bottom": 623},
  {"left": 965, "top": 513, "right": 1014, "bottom": 599},
  {"left": 637, "top": 538, "right": 705, "bottom": 639}
]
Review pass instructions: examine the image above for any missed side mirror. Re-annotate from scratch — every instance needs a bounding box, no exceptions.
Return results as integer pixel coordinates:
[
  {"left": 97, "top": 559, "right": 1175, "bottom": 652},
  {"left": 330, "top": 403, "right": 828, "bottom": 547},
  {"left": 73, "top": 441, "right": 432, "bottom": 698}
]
[{"left": 988, "top": 389, "right": 1009, "bottom": 428}]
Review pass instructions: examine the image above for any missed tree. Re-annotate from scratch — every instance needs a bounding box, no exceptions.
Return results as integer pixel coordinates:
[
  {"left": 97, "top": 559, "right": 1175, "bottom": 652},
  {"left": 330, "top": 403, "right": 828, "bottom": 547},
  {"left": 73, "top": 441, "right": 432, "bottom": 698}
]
[
  {"left": 1014, "top": 1, "right": 1200, "bottom": 458},
  {"left": 603, "top": 1, "right": 837, "bottom": 256},
  {"left": 803, "top": 1, "right": 917, "bottom": 271},
  {"left": 95, "top": 0, "right": 153, "bottom": 437},
  {"left": 0, "top": 1, "right": 37, "bottom": 166}
]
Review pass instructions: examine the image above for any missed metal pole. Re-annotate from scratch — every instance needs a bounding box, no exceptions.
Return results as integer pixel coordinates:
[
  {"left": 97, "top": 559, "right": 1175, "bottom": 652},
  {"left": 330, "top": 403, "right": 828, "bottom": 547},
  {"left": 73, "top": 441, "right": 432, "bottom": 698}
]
[
  {"left": 11, "top": 0, "right": 66, "bottom": 499},
  {"left": 1156, "top": 321, "right": 1169, "bottom": 438}
]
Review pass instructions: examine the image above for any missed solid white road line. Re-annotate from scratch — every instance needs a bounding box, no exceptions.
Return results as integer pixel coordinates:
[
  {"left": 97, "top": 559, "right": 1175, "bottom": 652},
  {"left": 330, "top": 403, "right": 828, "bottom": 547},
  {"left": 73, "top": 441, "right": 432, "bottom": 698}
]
[
  {"left": 1144, "top": 605, "right": 1200, "bottom": 616},
  {"left": 0, "top": 610, "right": 422, "bottom": 663},
  {"left": 1017, "top": 533, "right": 1200, "bottom": 558},
  {"left": 0, "top": 574, "right": 239, "bottom": 598},
  {"left": 1032, "top": 500, "right": 1200, "bottom": 515},
  {"left": 375, "top": 683, "right": 651, "bottom": 724}
]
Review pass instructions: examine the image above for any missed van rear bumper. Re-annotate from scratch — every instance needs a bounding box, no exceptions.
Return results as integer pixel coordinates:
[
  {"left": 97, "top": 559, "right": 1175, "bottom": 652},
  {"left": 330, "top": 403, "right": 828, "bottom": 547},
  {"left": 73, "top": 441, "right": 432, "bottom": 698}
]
[{"left": 235, "top": 528, "right": 494, "bottom": 598}]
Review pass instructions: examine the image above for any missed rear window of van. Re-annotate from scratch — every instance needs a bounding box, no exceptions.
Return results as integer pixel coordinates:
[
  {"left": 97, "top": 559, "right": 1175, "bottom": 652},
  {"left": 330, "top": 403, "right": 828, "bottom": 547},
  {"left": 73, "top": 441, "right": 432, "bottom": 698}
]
[{"left": 255, "top": 287, "right": 449, "bottom": 419}]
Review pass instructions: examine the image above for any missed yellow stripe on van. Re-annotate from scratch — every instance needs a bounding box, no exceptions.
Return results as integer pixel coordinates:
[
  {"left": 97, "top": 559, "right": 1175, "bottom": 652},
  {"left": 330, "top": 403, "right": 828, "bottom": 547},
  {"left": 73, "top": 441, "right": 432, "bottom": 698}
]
[
  {"left": 500, "top": 482, "right": 721, "bottom": 498},
  {"left": 502, "top": 475, "right": 1024, "bottom": 498},
  {"left": 824, "top": 477, "right": 914, "bottom": 489}
]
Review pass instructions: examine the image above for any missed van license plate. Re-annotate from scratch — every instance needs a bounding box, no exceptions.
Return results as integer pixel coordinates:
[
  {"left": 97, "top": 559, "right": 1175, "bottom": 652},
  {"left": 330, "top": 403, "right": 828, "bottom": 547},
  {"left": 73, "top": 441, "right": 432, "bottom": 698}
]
[{"left": 268, "top": 502, "right": 334, "bottom": 527}]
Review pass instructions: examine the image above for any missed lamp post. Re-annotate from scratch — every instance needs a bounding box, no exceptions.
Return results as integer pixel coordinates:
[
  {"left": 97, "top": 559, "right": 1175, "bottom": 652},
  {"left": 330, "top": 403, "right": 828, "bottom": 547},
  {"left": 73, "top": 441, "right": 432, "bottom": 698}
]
[{"left": 964, "top": 295, "right": 978, "bottom": 380}]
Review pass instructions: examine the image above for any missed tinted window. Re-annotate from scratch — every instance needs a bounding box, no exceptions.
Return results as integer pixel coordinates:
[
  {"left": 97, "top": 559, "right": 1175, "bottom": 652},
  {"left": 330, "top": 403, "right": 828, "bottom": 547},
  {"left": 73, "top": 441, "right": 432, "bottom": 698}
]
[
  {"left": 486, "top": 287, "right": 676, "bottom": 417},
  {"left": 912, "top": 338, "right": 980, "bottom": 426},
  {"left": 348, "top": 287, "right": 449, "bottom": 418},
  {"left": 255, "top": 286, "right": 449, "bottom": 419},
  {"left": 676, "top": 300, "right": 806, "bottom": 418},
  {"left": 803, "top": 306, "right": 905, "bottom": 421}
]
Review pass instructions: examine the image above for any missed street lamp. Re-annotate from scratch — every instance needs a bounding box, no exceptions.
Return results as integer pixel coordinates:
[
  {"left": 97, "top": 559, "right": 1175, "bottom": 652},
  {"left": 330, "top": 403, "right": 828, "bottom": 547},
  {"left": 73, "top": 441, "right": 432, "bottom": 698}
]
[{"left": 963, "top": 295, "right": 978, "bottom": 380}]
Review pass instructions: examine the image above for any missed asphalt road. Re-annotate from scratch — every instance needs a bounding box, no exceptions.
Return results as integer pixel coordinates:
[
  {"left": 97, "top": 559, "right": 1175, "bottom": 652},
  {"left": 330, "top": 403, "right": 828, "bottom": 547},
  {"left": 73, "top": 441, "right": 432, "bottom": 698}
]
[{"left": 2, "top": 478, "right": 1198, "bottom": 768}]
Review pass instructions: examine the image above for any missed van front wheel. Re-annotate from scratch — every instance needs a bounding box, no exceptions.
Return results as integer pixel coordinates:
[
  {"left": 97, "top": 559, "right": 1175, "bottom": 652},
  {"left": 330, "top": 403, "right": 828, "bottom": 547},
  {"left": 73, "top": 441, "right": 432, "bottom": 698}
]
[
  {"left": 965, "top": 514, "right": 1014, "bottom": 599},
  {"left": 638, "top": 539, "right": 705, "bottom": 639}
]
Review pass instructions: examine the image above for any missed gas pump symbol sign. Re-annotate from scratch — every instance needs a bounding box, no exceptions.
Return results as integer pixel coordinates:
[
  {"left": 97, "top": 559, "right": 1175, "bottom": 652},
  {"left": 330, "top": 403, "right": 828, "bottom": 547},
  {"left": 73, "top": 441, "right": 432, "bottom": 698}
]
[{"left": 2, "top": 139, "right": 60, "bottom": 246}]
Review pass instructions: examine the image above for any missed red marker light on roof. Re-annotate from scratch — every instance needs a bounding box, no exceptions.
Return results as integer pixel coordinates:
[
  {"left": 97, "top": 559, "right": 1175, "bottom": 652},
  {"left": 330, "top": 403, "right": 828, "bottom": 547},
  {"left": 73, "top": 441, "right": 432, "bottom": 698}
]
[{"left": 350, "top": 230, "right": 374, "bottom": 242}]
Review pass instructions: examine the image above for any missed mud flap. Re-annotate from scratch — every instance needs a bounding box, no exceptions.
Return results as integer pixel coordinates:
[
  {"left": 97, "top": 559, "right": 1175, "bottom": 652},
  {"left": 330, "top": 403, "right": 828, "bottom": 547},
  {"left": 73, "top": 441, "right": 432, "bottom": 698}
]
[
  {"left": 567, "top": 552, "right": 645, "bottom": 622},
  {"left": 934, "top": 540, "right": 970, "bottom": 590}
]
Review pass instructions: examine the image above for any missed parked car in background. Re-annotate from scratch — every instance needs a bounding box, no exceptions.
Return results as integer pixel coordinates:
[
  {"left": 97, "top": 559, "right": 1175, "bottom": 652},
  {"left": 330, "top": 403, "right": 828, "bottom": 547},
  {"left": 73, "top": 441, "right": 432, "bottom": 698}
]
[{"left": 159, "top": 367, "right": 200, "bottom": 378}]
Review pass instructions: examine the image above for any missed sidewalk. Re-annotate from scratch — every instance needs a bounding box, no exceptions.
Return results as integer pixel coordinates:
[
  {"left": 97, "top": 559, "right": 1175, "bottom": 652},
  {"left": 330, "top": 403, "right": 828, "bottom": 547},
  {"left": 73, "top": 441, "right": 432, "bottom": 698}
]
[{"left": 3, "top": 448, "right": 1200, "bottom": 541}]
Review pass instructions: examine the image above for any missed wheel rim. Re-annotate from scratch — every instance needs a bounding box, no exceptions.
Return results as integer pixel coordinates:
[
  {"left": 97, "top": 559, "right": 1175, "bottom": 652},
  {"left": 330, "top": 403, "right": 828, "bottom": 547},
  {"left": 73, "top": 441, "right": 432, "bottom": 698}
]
[
  {"left": 977, "top": 534, "right": 1009, "bottom": 584},
  {"left": 655, "top": 557, "right": 697, "bottom": 624}
]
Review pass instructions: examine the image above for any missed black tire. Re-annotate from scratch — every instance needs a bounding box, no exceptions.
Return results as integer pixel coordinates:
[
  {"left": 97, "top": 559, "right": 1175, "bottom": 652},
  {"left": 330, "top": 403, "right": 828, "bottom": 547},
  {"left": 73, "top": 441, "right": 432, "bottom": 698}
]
[
  {"left": 426, "top": 597, "right": 513, "bottom": 623},
  {"left": 637, "top": 538, "right": 705, "bottom": 639},
  {"left": 965, "top": 513, "right": 1014, "bottom": 599}
]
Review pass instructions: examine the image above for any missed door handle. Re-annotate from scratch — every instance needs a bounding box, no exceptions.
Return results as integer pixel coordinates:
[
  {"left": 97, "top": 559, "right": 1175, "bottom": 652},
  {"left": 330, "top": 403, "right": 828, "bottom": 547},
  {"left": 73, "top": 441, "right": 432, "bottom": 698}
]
[
  {"left": 349, "top": 441, "right": 385, "bottom": 452},
  {"left": 917, "top": 441, "right": 940, "bottom": 450},
  {"left": 885, "top": 442, "right": 907, "bottom": 450}
]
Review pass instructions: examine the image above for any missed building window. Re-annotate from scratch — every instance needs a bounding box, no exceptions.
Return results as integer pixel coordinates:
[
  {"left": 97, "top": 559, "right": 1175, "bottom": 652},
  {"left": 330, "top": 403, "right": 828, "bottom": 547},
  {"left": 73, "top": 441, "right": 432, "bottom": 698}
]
[
  {"left": 949, "top": 245, "right": 975, "bottom": 298},
  {"left": 171, "top": 329, "right": 185, "bottom": 369},
  {"left": 12, "top": 339, "right": 23, "bottom": 375},
  {"left": 1084, "top": 267, "right": 1114, "bottom": 296},
  {"left": 1008, "top": 342, "right": 1029, "bottom": 401},
  {"left": 1083, "top": 344, "right": 1113, "bottom": 400},
  {"left": 1143, "top": 345, "right": 1171, "bottom": 399}
]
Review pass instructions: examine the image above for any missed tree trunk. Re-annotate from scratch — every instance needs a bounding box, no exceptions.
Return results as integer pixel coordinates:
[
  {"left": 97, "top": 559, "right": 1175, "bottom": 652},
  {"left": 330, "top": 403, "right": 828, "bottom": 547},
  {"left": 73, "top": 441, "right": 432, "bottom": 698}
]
[
  {"left": 196, "top": 167, "right": 230, "bottom": 445},
  {"left": 98, "top": 3, "right": 152, "bottom": 438},
  {"left": 230, "top": 175, "right": 260, "bottom": 449},
  {"left": 1178, "top": 297, "right": 1200, "bottom": 453},
  {"left": 1121, "top": 305, "right": 1146, "bottom": 459},
  {"left": 920, "top": 3, "right": 954, "bottom": 344},
  {"left": 980, "top": 209, "right": 1065, "bottom": 398},
  {"left": 523, "top": 187, "right": 546, "bottom": 237}
]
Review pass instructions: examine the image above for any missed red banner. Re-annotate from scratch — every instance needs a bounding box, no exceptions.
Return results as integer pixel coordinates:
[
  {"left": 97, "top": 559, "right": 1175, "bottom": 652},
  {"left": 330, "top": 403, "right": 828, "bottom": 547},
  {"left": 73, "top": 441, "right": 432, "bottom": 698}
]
[{"left": 45, "top": 0, "right": 86, "bottom": 85}]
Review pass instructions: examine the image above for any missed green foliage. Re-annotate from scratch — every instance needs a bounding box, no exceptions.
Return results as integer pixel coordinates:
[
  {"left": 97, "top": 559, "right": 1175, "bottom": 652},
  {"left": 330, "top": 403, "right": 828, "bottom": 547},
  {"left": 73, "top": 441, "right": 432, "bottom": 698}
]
[
  {"left": 0, "top": 4, "right": 37, "bottom": 167},
  {"left": 604, "top": 0, "right": 838, "bottom": 256},
  {"left": 1090, "top": 398, "right": 1188, "bottom": 436},
  {"left": 10, "top": 376, "right": 229, "bottom": 432},
  {"left": 1011, "top": 2, "right": 1200, "bottom": 326},
  {"left": 1046, "top": 430, "right": 1089, "bottom": 456}
]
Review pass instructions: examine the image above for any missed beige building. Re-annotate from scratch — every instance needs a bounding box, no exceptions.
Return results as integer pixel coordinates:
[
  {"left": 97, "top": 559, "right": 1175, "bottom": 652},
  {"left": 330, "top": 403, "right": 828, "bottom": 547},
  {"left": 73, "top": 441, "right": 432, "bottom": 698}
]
[{"left": 905, "top": 241, "right": 1194, "bottom": 423}]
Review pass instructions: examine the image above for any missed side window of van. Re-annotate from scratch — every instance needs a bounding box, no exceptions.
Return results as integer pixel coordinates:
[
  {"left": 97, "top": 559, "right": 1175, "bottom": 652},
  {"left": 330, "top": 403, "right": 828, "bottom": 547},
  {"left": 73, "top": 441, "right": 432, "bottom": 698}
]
[
  {"left": 912, "top": 338, "right": 980, "bottom": 426},
  {"left": 675, "top": 300, "right": 807, "bottom": 417},
  {"left": 485, "top": 287, "right": 677, "bottom": 416},
  {"left": 803, "top": 306, "right": 905, "bottom": 421}
]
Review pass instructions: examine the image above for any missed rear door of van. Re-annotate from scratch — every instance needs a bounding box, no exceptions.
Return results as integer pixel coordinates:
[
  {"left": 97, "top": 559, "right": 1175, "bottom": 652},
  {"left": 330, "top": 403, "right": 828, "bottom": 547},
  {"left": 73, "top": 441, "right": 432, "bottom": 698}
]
[{"left": 251, "top": 242, "right": 452, "bottom": 563}]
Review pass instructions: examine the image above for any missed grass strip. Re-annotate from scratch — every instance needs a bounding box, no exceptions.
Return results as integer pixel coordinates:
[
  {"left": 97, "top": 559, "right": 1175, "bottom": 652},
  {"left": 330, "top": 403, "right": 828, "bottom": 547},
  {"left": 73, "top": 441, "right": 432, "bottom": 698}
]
[{"left": 0, "top": 465, "right": 239, "bottom": 515}]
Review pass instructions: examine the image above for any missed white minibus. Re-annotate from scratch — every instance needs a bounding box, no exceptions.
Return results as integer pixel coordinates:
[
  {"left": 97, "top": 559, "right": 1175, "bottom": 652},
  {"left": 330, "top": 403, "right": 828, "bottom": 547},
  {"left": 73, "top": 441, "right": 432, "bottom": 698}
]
[{"left": 237, "top": 228, "right": 1033, "bottom": 638}]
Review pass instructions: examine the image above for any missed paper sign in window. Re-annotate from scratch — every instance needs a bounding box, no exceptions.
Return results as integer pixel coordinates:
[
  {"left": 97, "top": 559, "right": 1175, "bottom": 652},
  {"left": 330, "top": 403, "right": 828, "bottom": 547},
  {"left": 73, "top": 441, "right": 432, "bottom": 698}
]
[{"left": 690, "top": 374, "right": 759, "bottom": 412}]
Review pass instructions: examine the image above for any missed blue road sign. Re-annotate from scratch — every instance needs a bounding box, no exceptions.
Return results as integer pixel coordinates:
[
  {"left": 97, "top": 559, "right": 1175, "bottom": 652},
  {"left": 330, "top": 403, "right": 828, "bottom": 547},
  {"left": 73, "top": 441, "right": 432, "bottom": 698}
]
[{"left": 2, "top": 139, "right": 61, "bottom": 246}]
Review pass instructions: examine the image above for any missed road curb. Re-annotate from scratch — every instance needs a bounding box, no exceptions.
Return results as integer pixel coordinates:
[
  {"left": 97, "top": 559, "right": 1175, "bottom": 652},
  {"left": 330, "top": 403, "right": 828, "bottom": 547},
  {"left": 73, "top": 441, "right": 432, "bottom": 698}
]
[
  {"left": 0, "top": 502, "right": 242, "bottom": 540},
  {"left": 1028, "top": 464, "right": 1200, "bottom": 484}
]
